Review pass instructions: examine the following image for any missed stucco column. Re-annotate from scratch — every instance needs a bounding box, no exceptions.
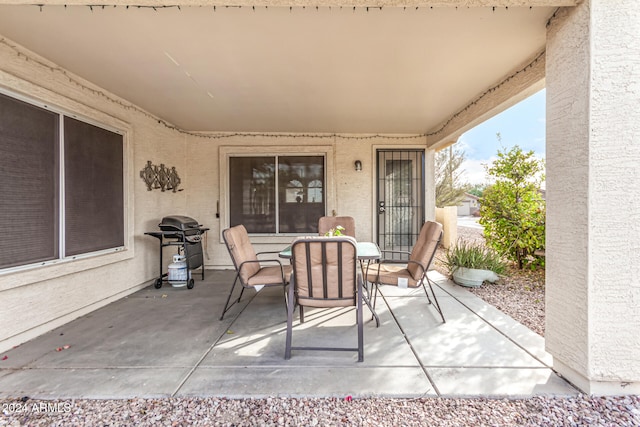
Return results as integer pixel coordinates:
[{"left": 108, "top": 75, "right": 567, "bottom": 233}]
[
  {"left": 425, "top": 147, "right": 436, "bottom": 222},
  {"left": 546, "top": 0, "right": 640, "bottom": 395}
]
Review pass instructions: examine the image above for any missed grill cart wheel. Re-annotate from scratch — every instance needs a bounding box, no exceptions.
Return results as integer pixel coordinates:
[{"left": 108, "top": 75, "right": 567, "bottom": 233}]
[
  {"left": 187, "top": 278, "right": 195, "bottom": 289},
  {"left": 155, "top": 278, "right": 163, "bottom": 289}
]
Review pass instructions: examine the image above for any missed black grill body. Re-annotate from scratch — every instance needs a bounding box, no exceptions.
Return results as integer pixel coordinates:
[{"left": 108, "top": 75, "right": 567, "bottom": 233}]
[
  {"left": 145, "top": 215, "right": 209, "bottom": 289},
  {"left": 159, "top": 215, "right": 200, "bottom": 232},
  {"left": 158, "top": 215, "right": 202, "bottom": 241}
]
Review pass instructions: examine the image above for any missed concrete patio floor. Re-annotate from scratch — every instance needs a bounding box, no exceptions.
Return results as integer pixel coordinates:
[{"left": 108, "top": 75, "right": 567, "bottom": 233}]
[{"left": 0, "top": 270, "right": 578, "bottom": 399}]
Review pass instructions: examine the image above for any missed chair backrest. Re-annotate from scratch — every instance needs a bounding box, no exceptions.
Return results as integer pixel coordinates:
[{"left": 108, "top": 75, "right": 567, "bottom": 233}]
[
  {"left": 317, "top": 216, "right": 356, "bottom": 238},
  {"left": 407, "top": 221, "right": 443, "bottom": 280},
  {"left": 222, "top": 225, "right": 259, "bottom": 283},
  {"left": 291, "top": 236, "right": 358, "bottom": 308}
]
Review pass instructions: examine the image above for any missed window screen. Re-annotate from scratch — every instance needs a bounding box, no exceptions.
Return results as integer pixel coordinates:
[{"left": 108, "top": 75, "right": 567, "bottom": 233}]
[
  {"left": 0, "top": 93, "right": 59, "bottom": 269},
  {"left": 64, "top": 117, "right": 124, "bottom": 256},
  {"left": 0, "top": 91, "right": 125, "bottom": 270}
]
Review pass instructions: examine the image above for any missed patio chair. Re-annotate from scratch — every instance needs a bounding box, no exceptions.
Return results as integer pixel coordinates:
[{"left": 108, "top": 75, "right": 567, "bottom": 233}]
[
  {"left": 317, "top": 215, "right": 356, "bottom": 238},
  {"left": 285, "top": 236, "right": 364, "bottom": 362},
  {"left": 220, "top": 224, "right": 292, "bottom": 320},
  {"left": 366, "top": 221, "right": 446, "bottom": 323}
]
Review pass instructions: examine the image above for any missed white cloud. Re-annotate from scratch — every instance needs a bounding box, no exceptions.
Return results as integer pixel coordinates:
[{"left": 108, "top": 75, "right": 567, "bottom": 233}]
[
  {"left": 456, "top": 136, "right": 475, "bottom": 157},
  {"left": 460, "top": 158, "right": 493, "bottom": 185},
  {"left": 460, "top": 155, "right": 547, "bottom": 188}
]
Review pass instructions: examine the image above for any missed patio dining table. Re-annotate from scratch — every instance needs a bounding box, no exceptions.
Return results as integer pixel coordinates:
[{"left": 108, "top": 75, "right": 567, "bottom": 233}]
[{"left": 278, "top": 240, "right": 381, "bottom": 261}]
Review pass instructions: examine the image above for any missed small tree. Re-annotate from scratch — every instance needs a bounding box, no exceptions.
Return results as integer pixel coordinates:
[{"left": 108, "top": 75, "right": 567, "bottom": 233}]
[
  {"left": 479, "top": 143, "right": 545, "bottom": 269},
  {"left": 435, "top": 145, "right": 469, "bottom": 208}
]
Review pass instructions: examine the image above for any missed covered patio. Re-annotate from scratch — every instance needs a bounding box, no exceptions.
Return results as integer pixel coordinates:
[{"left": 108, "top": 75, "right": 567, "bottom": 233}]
[
  {"left": 0, "top": 271, "right": 576, "bottom": 399},
  {"left": 1, "top": 0, "right": 639, "bottom": 397}
]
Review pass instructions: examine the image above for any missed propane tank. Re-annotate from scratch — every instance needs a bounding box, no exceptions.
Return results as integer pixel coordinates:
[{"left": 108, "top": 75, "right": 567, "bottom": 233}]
[{"left": 168, "top": 254, "right": 188, "bottom": 287}]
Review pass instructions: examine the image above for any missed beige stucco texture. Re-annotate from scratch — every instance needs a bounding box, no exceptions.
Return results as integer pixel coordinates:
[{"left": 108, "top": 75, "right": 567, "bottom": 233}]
[
  {"left": 0, "top": 36, "right": 434, "bottom": 353},
  {"left": 1, "top": 0, "right": 640, "bottom": 397},
  {"left": 546, "top": 0, "right": 640, "bottom": 395}
]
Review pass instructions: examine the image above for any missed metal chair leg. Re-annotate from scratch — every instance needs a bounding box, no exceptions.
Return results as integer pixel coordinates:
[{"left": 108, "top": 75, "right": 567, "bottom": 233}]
[
  {"left": 357, "top": 279, "right": 364, "bottom": 362},
  {"left": 283, "top": 284, "right": 289, "bottom": 315},
  {"left": 219, "top": 274, "right": 240, "bottom": 320},
  {"left": 285, "top": 282, "right": 295, "bottom": 360},
  {"left": 361, "top": 282, "right": 380, "bottom": 327},
  {"left": 421, "top": 280, "right": 434, "bottom": 305},
  {"left": 422, "top": 276, "right": 445, "bottom": 323}
]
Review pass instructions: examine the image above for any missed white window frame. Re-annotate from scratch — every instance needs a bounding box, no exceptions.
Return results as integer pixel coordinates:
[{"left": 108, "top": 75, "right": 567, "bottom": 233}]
[
  {"left": 0, "top": 87, "right": 133, "bottom": 288},
  {"left": 220, "top": 144, "right": 335, "bottom": 245}
]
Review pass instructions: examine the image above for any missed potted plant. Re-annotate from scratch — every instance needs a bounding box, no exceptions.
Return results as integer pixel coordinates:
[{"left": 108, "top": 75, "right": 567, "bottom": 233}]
[
  {"left": 442, "top": 239, "right": 507, "bottom": 287},
  {"left": 324, "top": 225, "right": 346, "bottom": 237}
]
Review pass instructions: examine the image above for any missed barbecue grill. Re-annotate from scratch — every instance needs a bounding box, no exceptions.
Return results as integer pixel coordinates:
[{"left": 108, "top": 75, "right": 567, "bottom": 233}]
[{"left": 145, "top": 215, "right": 209, "bottom": 289}]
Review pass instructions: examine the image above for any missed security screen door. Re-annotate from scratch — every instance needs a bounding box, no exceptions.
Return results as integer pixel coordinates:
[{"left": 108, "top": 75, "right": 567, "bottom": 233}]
[{"left": 376, "top": 149, "right": 425, "bottom": 260}]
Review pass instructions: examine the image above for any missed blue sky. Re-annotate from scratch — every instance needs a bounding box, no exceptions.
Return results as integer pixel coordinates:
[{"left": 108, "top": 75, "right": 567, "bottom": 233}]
[{"left": 456, "top": 89, "right": 546, "bottom": 185}]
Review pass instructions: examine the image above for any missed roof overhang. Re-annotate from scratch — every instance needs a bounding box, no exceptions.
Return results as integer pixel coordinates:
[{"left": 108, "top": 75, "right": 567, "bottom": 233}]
[{"left": 0, "top": 1, "right": 578, "bottom": 145}]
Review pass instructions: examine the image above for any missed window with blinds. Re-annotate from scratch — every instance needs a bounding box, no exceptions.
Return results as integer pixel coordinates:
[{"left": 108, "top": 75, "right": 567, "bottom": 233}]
[{"left": 0, "top": 91, "right": 124, "bottom": 270}]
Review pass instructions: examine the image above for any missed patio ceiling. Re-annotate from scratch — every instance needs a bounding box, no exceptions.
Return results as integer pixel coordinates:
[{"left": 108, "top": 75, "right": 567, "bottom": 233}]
[{"left": 0, "top": 3, "right": 558, "bottom": 135}]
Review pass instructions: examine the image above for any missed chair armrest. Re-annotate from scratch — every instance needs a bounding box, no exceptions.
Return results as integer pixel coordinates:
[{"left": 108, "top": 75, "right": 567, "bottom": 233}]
[
  {"left": 238, "top": 258, "right": 285, "bottom": 273},
  {"left": 257, "top": 259, "right": 286, "bottom": 267},
  {"left": 377, "top": 249, "right": 412, "bottom": 264},
  {"left": 380, "top": 249, "right": 411, "bottom": 256},
  {"left": 239, "top": 258, "right": 284, "bottom": 268},
  {"left": 238, "top": 258, "right": 287, "bottom": 281},
  {"left": 256, "top": 250, "right": 283, "bottom": 257},
  {"left": 368, "top": 259, "right": 427, "bottom": 282},
  {"left": 237, "top": 259, "right": 264, "bottom": 273}
]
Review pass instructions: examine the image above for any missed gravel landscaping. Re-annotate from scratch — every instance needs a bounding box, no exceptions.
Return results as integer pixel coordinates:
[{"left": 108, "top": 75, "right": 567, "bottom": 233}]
[
  {"left": 433, "top": 225, "right": 546, "bottom": 337},
  {"left": 2, "top": 395, "right": 639, "bottom": 426},
  {"left": 2, "top": 226, "right": 639, "bottom": 426}
]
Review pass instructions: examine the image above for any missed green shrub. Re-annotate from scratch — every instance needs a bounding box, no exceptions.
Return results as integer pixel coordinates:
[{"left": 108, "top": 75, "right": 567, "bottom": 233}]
[{"left": 479, "top": 144, "right": 545, "bottom": 269}]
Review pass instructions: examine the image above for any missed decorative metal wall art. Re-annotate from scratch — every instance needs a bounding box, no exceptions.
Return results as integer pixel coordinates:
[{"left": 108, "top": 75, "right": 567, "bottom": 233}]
[{"left": 140, "top": 160, "right": 182, "bottom": 192}]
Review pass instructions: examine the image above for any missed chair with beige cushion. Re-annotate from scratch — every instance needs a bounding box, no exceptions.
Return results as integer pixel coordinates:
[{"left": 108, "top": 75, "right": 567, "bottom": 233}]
[
  {"left": 366, "top": 221, "right": 445, "bottom": 323},
  {"left": 285, "top": 236, "right": 364, "bottom": 362},
  {"left": 317, "top": 216, "right": 356, "bottom": 238},
  {"left": 220, "top": 224, "right": 292, "bottom": 320}
]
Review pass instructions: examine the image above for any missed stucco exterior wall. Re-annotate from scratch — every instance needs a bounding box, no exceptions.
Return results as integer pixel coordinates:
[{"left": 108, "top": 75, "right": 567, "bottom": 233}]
[
  {"left": 0, "top": 37, "right": 191, "bottom": 352},
  {"left": 0, "top": 36, "right": 434, "bottom": 352},
  {"left": 546, "top": 0, "right": 640, "bottom": 394},
  {"left": 187, "top": 134, "right": 433, "bottom": 268}
]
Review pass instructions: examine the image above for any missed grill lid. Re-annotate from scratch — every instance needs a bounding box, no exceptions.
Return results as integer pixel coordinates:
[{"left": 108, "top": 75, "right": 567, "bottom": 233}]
[{"left": 159, "top": 215, "right": 201, "bottom": 231}]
